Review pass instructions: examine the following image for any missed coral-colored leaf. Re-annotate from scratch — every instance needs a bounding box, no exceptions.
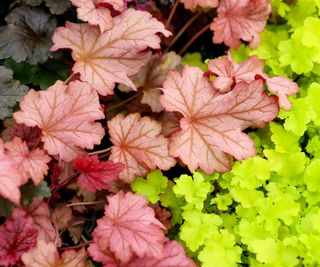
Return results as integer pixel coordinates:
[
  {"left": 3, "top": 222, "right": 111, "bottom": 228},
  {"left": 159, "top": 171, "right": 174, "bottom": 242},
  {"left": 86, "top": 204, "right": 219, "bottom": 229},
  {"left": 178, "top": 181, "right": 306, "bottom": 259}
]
[
  {"left": 266, "top": 76, "right": 300, "bottom": 111},
  {"left": 208, "top": 53, "right": 300, "bottom": 110},
  {"left": 208, "top": 53, "right": 265, "bottom": 93},
  {"left": 160, "top": 66, "right": 278, "bottom": 174},
  {"left": 13, "top": 80, "right": 105, "bottom": 162},
  {"left": 51, "top": 9, "right": 171, "bottom": 95},
  {"left": 71, "top": 0, "right": 125, "bottom": 33},
  {"left": 91, "top": 191, "right": 166, "bottom": 264},
  {"left": 0, "top": 208, "right": 38, "bottom": 267},
  {"left": 0, "top": 138, "right": 24, "bottom": 204},
  {"left": 73, "top": 155, "right": 123, "bottom": 192},
  {"left": 24, "top": 199, "right": 59, "bottom": 245},
  {"left": 22, "top": 240, "right": 89, "bottom": 267},
  {"left": 88, "top": 243, "right": 118, "bottom": 267},
  {"left": 108, "top": 113, "right": 176, "bottom": 183},
  {"left": 210, "top": 0, "right": 271, "bottom": 49},
  {"left": 128, "top": 240, "right": 197, "bottom": 267},
  {"left": 5, "top": 137, "right": 51, "bottom": 185},
  {"left": 180, "top": 0, "right": 218, "bottom": 11}
]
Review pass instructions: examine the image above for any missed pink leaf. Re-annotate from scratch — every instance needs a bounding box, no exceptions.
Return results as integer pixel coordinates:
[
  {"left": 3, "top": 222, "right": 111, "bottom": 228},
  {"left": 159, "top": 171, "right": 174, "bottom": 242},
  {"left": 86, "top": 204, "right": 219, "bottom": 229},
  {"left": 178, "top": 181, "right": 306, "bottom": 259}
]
[
  {"left": 71, "top": 0, "right": 125, "bottom": 33},
  {"left": 160, "top": 66, "right": 278, "bottom": 174},
  {"left": 180, "top": 0, "right": 218, "bottom": 11},
  {"left": 208, "top": 53, "right": 265, "bottom": 93},
  {"left": 91, "top": 191, "right": 166, "bottom": 264},
  {"left": 128, "top": 240, "right": 197, "bottom": 267},
  {"left": 108, "top": 113, "right": 176, "bottom": 183},
  {"left": 266, "top": 76, "right": 299, "bottom": 111},
  {"left": 21, "top": 240, "right": 89, "bottom": 267},
  {"left": 210, "top": 0, "right": 271, "bottom": 49},
  {"left": 51, "top": 9, "right": 171, "bottom": 95},
  {"left": 88, "top": 243, "right": 119, "bottom": 267},
  {"left": 13, "top": 80, "right": 105, "bottom": 162},
  {"left": 73, "top": 155, "right": 123, "bottom": 192},
  {"left": 0, "top": 208, "right": 38, "bottom": 267},
  {"left": 0, "top": 138, "right": 24, "bottom": 204},
  {"left": 24, "top": 199, "right": 60, "bottom": 245},
  {"left": 5, "top": 137, "right": 51, "bottom": 185}
]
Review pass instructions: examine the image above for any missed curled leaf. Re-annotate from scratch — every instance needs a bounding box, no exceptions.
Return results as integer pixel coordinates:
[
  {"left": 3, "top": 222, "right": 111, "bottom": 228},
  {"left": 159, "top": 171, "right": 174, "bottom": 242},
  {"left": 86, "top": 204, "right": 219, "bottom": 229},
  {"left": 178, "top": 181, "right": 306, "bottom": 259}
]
[{"left": 71, "top": 0, "right": 125, "bottom": 32}]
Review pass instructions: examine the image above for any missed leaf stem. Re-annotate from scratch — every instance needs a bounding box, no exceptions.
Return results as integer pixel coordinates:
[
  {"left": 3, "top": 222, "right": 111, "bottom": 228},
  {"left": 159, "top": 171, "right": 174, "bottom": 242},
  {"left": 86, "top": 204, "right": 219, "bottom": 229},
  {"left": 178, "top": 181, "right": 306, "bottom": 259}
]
[
  {"left": 56, "top": 171, "right": 80, "bottom": 190},
  {"left": 179, "top": 23, "right": 211, "bottom": 55},
  {"left": 64, "top": 72, "right": 76, "bottom": 84},
  {"left": 66, "top": 200, "right": 105, "bottom": 207},
  {"left": 166, "top": 12, "right": 201, "bottom": 52},
  {"left": 107, "top": 93, "right": 138, "bottom": 112},
  {"left": 166, "top": 0, "right": 180, "bottom": 29},
  {"left": 88, "top": 147, "right": 111, "bottom": 155}
]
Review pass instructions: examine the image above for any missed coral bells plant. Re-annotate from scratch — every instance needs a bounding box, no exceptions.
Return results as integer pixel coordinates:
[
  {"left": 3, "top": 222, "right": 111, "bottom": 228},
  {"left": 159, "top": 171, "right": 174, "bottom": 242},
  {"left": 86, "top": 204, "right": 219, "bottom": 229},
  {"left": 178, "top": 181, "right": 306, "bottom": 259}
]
[{"left": 0, "top": 0, "right": 306, "bottom": 266}]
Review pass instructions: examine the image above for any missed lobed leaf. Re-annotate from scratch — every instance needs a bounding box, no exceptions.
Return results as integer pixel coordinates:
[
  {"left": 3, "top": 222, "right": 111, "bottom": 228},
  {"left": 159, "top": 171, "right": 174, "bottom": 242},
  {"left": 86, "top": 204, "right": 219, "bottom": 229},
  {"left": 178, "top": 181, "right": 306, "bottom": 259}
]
[{"left": 51, "top": 9, "right": 171, "bottom": 95}]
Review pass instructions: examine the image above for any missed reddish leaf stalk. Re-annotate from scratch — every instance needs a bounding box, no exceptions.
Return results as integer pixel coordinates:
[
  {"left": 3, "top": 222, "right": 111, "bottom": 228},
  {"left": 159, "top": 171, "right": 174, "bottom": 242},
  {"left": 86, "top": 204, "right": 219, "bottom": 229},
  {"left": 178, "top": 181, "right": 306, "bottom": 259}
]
[
  {"left": 179, "top": 23, "right": 211, "bottom": 55},
  {"left": 166, "top": 12, "right": 201, "bottom": 51},
  {"left": 165, "top": 0, "right": 180, "bottom": 29}
]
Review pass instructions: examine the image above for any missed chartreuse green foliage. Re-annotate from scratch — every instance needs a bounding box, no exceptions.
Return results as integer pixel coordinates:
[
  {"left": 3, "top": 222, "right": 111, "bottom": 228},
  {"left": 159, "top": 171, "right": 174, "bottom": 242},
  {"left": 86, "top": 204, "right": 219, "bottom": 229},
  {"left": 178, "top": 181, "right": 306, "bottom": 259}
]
[
  {"left": 151, "top": 121, "right": 320, "bottom": 265},
  {"left": 131, "top": 170, "right": 168, "bottom": 204}
]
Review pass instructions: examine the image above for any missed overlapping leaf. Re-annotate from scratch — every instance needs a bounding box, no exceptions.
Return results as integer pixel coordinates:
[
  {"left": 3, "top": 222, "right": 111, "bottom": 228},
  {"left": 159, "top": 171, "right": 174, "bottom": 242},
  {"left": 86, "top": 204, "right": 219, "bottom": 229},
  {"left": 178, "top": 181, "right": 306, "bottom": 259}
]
[
  {"left": 24, "top": 199, "right": 59, "bottom": 245},
  {"left": 208, "top": 53, "right": 265, "bottom": 93},
  {"left": 22, "top": 240, "right": 89, "bottom": 267},
  {"left": 160, "top": 66, "right": 278, "bottom": 174},
  {"left": 73, "top": 155, "right": 123, "bottom": 192},
  {"left": 208, "top": 53, "right": 299, "bottom": 110},
  {"left": 14, "top": 80, "right": 105, "bottom": 162},
  {"left": 90, "top": 191, "right": 166, "bottom": 264},
  {"left": 108, "top": 113, "right": 176, "bottom": 183},
  {"left": 119, "top": 52, "right": 181, "bottom": 112},
  {"left": 5, "top": 137, "right": 51, "bottom": 185},
  {"left": 0, "top": 139, "right": 24, "bottom": 204},
  {"left": 51, "top": 9, "right": 171, "bottom": 95},
  {"left": 0, "top": 6, "right": 57, "bottom": 64},
  {"left": 0, "top": 66, "right": 28, "bottom": 120},
  {"left": 71, "top": 0, "right": 125, "bottom": 32},
  {"left": 210, "top": 0, "right": 271, "bottom": 49},
  {"left": 128, "top": 240, "right": 197, "bottom": 267},
  {"left": 180, "top": 0, "right": 218, "bottom": 11}
]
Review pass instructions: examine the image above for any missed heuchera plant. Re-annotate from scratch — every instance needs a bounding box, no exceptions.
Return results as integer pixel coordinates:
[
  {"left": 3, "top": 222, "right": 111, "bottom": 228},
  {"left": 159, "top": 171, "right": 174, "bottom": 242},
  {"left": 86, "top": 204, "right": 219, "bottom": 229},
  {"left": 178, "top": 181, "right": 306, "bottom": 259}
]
[{"left": 0, "top": 0, "right": 303, "bottom": 266}]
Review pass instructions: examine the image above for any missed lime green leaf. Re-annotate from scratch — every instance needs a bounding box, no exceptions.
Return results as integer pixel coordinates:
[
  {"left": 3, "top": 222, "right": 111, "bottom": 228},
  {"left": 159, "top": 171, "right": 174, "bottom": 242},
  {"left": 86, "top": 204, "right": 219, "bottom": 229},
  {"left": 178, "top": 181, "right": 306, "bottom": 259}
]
[
  {"left": 131, "top": 170, "right": 168, "bottom": 204},
  {"left": 269, "top": 122, "right": 301, "bottom": 153},
  {"left": 173, "top": 172, "right": 213, "bottom": 210},
  {"left": 198, "top": 230, "right": 242, "bottom": 267},
  {"left": 160, "top": 180, "right": 184, "bottom": 225},
  {"left": 180, "top": 209, "right": 222, "bottom": 251}
]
